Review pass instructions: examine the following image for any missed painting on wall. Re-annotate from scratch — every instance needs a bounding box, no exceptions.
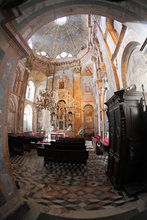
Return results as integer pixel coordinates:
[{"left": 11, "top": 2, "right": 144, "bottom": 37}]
[
  {"left": 81, "top": 63, "right": 94, "bottom": 76},
  {"left": 82, "top": 77, "right": 94, "bottom": 96},
  {"left": 59, "top": 81, "right": 64, "bottom": 89}
]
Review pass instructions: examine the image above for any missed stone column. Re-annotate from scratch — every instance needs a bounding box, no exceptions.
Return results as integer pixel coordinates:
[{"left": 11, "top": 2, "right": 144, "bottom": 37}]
[
  {"left": 73, "top": 66, "right": 82, "bottom": 135},
  {"left": 17, "top": 67, "right": 30, "bottom": 133}
]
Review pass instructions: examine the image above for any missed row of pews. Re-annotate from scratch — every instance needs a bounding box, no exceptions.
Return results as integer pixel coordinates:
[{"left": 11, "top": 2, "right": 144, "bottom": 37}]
[
  {"left": 36, "top": 137, "right": 89, "bottom": 165},
  {"left": 8, "top": 133, "right": 45, "bottom": 156}
]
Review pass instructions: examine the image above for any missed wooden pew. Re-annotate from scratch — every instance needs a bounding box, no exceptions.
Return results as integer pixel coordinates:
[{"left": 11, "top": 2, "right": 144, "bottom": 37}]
[{"left": 44, "top": 149, "right": 89, "bottom": 166}]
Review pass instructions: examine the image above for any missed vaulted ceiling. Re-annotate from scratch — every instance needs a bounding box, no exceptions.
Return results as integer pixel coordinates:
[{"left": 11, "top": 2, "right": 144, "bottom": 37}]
[
  {"left": 7, "top": 0, "right": 146, "bottom": 43},
  {"left": 28, "top": 15, "right": 89, "bottom": 59}
]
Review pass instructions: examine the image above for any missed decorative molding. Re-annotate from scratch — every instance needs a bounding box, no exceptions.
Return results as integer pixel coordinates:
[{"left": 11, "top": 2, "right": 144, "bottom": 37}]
[
  {"left": 28, "top": 53, "right": 81, "bottom": 75},
  {"left": 32, "top": 53, "right": 80, "bottom": 66},
  {"left": 73, "top": 66, "right": 81, "bottom": 73}
]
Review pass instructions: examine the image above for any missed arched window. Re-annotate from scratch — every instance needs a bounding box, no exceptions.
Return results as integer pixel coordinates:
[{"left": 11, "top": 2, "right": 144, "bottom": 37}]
[
  {"left": 26, "top": 80, "right": 35, "bottom": 102},
  {"left": 23, "top": 104, "right": 32, "bottom": 132},
  {"left": 56, "top": 52, "right": 73, "bottom": 59}
]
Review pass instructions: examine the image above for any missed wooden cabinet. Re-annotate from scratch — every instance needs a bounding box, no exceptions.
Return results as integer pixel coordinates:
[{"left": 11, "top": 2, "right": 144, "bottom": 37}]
[{"left": 105, "top": 89, "right": 146, "bottom": 190}]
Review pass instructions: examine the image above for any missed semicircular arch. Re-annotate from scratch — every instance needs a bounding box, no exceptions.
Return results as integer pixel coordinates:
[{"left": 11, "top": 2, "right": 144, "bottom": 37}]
[
  {"left": 121, "top": 41, "right": 140, "bottom": 88},
  {"left": 15, "top": 1, "right": 147, "bottom": 40}
]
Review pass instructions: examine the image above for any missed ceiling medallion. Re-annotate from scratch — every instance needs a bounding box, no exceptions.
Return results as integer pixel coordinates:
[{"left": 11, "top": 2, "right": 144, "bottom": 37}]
[{"left": 55, "top": 17, "right": 67, "bottom": 25}]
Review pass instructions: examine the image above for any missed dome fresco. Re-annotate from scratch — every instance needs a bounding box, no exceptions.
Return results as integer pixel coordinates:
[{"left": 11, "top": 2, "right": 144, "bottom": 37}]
[{"left": 28, "top": 15, "right": 89, "bottom": 59}]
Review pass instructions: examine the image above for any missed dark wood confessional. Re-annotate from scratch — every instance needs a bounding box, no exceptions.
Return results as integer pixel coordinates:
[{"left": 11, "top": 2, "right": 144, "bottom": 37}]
[{"left": 105, "top": 89, "right": 147, "bottom": 193}]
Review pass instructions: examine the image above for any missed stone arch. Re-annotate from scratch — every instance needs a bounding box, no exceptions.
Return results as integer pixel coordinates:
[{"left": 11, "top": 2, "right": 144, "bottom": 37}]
[
  {"left": 15, "top": 1, "right": 147, "bottom": 40},
  {"left": 121, "top": 41, "right": 140, "bottom": 88},
  {"left": 127, "top": 49, "right": 147, "bottom": 91}
]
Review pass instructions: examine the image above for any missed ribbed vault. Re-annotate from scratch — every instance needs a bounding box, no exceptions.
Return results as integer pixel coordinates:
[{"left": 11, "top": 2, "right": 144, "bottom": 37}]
[{"left": 28, "top": 15, "right": 89, "bottom": 59}]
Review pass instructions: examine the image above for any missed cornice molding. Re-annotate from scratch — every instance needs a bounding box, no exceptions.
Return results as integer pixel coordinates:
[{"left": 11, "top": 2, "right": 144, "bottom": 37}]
[{"left": 27, "top": 53, "right": 81, "bottom": 75}]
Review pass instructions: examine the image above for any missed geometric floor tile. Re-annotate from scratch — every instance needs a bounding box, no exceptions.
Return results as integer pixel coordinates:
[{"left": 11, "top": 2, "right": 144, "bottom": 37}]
[{"left": 10, "top": 141, "right": 137, "bottom": 216}]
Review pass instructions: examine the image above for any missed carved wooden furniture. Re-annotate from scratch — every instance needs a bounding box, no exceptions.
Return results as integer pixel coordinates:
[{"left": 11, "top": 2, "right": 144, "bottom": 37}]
[{"left": 105, "top": 89, "right": 146, "bottom": 190}]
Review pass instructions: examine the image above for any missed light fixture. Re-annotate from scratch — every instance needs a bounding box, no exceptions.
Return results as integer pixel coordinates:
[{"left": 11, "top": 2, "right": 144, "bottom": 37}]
[{"left": 36, "top": 75, "right": 57, "bottom": 111}]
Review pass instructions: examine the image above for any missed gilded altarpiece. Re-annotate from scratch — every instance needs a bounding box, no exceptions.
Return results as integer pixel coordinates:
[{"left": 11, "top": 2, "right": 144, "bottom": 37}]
[{"left": 50, "top": 70, "right": 77, "bottom": 134}]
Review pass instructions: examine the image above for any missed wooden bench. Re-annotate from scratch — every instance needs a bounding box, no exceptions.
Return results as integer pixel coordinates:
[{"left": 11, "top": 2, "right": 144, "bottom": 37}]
[
  {"left": 44, "top": 149, "right": 89, "bottom": 166},
  {"left": 48, "top": 142, "right": 86, "bottom": 150},
  {"left": 58, "top": 137, "right": 85, "bottom": 144},
  {"left": 8, "top": 137, "right": 24, "bottom": 155}
]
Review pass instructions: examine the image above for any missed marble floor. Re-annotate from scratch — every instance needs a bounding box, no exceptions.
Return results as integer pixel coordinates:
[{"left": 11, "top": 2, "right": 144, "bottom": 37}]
[{"left": 10, "top": 141, "right": 137, "bottom": 218}]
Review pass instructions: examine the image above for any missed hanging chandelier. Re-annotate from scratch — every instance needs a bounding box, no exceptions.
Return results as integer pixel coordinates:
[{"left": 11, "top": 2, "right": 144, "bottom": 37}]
[
  {"left": 36, "top": 75, "right": 57, "bottom": 111},
  {"left": 36, "top": 89, "right": 57, "bottom": 110}
]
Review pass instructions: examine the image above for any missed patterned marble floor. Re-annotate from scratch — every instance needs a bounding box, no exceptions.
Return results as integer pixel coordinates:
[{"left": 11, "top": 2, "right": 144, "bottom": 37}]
[{"left": 10, "top": 141, "right": 137, "bottom": 217}]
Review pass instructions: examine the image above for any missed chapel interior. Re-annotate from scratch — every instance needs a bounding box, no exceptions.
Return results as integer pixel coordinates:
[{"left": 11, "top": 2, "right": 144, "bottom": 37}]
[{"left": 0, "top": 0, "right": 147, "bottom": 220}]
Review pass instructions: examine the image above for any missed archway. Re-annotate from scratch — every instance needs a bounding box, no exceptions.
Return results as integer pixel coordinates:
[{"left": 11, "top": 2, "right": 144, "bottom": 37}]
[
  {"left": 10, "top": 1, "right": 147, "bottom": 40},
  {"left": 121, "top": 41, "right": 140, "bottom": 88}
]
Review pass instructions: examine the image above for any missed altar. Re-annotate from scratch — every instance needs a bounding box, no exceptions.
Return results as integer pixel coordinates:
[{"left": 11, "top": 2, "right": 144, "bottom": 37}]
[{"left": 48, "top": 132, "right": 65, "bottom": 141}]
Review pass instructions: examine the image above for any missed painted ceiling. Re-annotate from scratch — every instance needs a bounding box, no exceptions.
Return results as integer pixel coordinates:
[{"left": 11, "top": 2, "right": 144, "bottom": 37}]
[{"left": 28, "top": 15, "right": 89, "bottom": 59}]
